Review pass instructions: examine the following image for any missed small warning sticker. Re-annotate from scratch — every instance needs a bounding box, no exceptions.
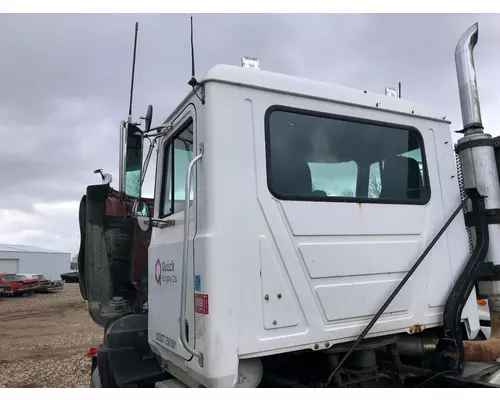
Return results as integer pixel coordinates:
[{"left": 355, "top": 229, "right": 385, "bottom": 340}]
[{"left": 195, "top": 293, "right": 209, "bottom": 315}]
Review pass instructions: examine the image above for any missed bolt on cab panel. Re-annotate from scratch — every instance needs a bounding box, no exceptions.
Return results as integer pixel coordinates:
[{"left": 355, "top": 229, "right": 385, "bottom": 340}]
[{"left": 146, "top": 65, "right": 480, "bottom": 387}]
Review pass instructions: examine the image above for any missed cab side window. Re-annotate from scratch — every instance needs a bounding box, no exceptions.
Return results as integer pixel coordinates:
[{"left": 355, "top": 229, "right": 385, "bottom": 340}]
[
  {"left": 266, "top": 107, "right": 430, "bottom": 204},
  {"left": 160, "top": 119, "right": 194, "bottom": 217}
]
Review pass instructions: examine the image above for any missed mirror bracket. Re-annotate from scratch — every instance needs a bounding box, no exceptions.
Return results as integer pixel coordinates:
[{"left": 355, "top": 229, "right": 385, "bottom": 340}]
[{"left": 149, "top": 219, "right": 175, "bottom": 229}]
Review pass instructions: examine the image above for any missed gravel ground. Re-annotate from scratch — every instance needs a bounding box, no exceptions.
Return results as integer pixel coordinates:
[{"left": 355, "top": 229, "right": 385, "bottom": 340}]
[{"left": 0, "top": 284, "right": 102, "bottom": 388}]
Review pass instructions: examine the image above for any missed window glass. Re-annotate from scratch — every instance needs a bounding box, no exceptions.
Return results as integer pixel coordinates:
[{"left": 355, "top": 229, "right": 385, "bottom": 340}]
[
  {"left": 2, "top": 274, "right": 21, "bottom": 282},
  {"left": 162, "top": 121, "right": 194, "bottom": 216},
  {"left": 308, "top": 161, "right": 358, "bottom": 197},
  {"left": 162, "top": 146, "right": 173, "bottom": 216},
  {"left": 266, "top": 109, "right": 429, "bottom": 203},
  {"left": 368, "top": 161, "right": 383, "bottom": 198}
]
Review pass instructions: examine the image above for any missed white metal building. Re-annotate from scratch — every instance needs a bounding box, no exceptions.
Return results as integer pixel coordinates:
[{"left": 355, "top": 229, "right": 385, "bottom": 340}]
[{"left": 0, "top": 244, "right": 71, "bottom": 280}]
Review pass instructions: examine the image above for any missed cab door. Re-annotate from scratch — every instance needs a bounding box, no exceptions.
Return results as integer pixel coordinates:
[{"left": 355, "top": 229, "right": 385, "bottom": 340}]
[{"left": 148, "top": 104, "right": 197, "bottom": 360}]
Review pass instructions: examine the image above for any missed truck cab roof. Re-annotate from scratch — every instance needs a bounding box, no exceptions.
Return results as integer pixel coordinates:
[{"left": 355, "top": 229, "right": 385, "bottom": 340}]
[{"left": 196, "top": 64, "right": 450, "bottom": 124}]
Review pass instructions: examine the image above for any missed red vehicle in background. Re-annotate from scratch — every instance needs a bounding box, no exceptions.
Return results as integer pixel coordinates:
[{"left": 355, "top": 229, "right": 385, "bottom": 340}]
[
  {"left": 0, "top": 273, "right": 39, "bottom": 296},
  {"left": 0, "top": 283, "right": 13, "bottom": 296}
]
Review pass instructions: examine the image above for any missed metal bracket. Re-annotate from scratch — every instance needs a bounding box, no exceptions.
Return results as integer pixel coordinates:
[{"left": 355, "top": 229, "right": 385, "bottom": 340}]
[
  {"left": 475, "top": 262, "right": 500, "bottom": 281},
  {"left": 149, "top": 219, "right": 175, "bottom": 229},
  {"left": 465, "top": 208, "right": 500, "bottom": 227},
  {"left": 455, "top": 138, "right": 494, "bottom": 153}
]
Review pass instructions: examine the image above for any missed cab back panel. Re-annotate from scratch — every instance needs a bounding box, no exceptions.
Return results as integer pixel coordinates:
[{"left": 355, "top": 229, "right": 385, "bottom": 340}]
[{"left": 203, "top": 82, "right": 477, "bottom": 358}]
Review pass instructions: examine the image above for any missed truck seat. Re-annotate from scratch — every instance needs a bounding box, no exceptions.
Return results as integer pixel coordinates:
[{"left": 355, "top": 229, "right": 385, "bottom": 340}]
[{"left": 380, "top": 156, "right": 423, "bottom": 200}]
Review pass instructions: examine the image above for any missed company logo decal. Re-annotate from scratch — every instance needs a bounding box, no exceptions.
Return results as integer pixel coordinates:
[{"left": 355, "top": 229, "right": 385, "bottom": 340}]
[
  {"left": 154, "top": 258, "right": 178, "bottom": 286},
  {"left": 155, "top": 259, "right": 162, "bottom": 285}
]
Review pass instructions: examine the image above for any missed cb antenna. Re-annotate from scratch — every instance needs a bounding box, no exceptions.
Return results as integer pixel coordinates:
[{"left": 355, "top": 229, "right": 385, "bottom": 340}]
[
  {"left": 128, "top": 22, "right": 139, "bottom": 123},
  {"left": 188, "top": 15, "right": 205, "bottom": 105}
]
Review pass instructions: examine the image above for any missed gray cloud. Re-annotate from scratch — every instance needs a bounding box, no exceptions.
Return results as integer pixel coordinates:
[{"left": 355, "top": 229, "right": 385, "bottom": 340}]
[{"left": 1, "top": 13, "right": 500, "bottom": 254}]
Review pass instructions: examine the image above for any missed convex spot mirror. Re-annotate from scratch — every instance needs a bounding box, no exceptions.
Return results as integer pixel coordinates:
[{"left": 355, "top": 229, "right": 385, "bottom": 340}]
[
  {"left": 143, "top": 105, "right": 153, "bottom": 132},
  {"left": 132, "top": 199, "right": 151, "bottom": 232}
]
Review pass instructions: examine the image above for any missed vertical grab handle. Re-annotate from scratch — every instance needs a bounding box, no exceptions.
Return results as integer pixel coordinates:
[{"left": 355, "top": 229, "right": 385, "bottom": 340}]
[{"left": 180, "top": 144, "right": 204, "bottom": 366}]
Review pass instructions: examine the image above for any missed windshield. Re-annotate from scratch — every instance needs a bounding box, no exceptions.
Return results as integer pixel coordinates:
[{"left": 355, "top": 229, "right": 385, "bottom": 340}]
[{"left": 2, "top": 274, "right": 23, "bottom": 282}]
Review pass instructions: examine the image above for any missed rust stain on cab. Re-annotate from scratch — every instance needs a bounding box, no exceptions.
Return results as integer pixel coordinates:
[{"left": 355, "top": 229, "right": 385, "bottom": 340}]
[{"left": 409, "top": 323, "right": 425, "bottom": 334}]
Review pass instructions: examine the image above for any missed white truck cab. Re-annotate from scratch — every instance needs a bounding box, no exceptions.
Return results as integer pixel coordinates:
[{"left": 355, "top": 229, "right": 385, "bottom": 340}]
[
  {"left": 143, "top": 64, "right": 478, "bottom": 387},
  {"left": 80, "top": 22, "right": 500, "bottom": 388}
]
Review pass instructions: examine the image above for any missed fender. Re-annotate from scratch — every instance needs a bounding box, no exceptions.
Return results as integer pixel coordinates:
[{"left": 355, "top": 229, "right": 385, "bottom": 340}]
[{"left": 78, "top": 182, "right": 154, "bottom": 325}]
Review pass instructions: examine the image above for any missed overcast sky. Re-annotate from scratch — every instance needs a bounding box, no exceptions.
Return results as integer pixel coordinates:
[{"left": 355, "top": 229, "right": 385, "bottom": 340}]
[{"left": 0, "top": 13, "right": 499, "bottom": 256}]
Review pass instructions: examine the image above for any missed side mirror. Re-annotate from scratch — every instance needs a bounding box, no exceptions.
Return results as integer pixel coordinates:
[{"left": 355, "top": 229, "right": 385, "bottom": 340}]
[
  {"left": 131, "top": 198, "right": 174, "bottom": 230},
  {"left": 121, "top": 123, "right": 144, "bottom": 198},
  {"left": 143, "top": 105, "right": 153, "bottom": 132},
  {"left": 132, "top": 198, "right": 151, "bottom": 232}
]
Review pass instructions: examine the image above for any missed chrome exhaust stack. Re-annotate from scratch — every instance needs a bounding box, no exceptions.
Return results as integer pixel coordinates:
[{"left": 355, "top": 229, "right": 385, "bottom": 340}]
[
  {"left": 455, "top": 23, "right": 500, "bottom": 317},
  {"left": 455, "top": 23, "right": 484, "bottom": 135}
]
